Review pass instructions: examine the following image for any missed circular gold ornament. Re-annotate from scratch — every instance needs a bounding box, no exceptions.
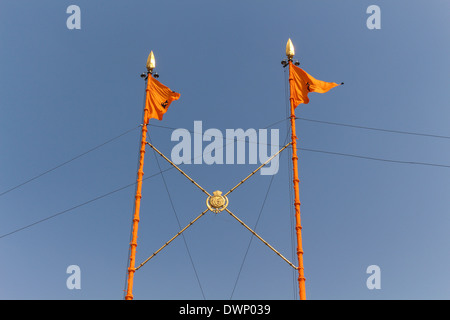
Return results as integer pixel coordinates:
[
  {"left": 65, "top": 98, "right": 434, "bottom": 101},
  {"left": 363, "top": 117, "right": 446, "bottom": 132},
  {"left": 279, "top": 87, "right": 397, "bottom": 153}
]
[{"left": 206, "top": 190, "right": 229, "bottom": 213}]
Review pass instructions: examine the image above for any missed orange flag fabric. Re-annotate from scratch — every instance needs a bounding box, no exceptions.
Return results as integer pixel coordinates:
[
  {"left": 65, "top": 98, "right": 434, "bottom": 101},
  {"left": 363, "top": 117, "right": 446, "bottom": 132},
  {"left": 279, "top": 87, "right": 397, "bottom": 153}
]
[
  {"left": 145, "top": 75, "right": 180, "bottom": 122},
  {"left": 289, "top": 63, "right": 341, "bottom": 107}
]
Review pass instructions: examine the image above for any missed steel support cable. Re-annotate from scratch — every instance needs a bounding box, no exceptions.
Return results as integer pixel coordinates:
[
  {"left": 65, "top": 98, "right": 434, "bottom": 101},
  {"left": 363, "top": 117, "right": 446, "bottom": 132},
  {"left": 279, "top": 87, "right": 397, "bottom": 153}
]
[
  {"left": 148, "top": 136, "right": 206, "bottom": 299},
  {"left": 297, "top": 147, "right": 450, "bottom": 168},
  {"left": 0, "top": 125, "right": 141, "bottom": 198},
  {"left": 0, "top": 180, "right": 138, "bottom": 239},
  {"left": 296, "top": 116, "right": 450, "bottom": 140},
  {"left": 225, "top": 208, "right": 298, "bottom": 270},
  {"left": 135, "top": 208, "right": 209, "bottom": 270},
  {"left": 230, "top": 172, "right": 276, "bottom": 299}
]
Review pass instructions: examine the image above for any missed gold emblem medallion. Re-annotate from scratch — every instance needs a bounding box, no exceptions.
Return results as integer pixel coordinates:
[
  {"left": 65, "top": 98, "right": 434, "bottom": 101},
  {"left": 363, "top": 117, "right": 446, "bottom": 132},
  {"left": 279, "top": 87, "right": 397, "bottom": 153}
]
[{"left": 206, "top": 190, "right": 229, "bottom": 213}]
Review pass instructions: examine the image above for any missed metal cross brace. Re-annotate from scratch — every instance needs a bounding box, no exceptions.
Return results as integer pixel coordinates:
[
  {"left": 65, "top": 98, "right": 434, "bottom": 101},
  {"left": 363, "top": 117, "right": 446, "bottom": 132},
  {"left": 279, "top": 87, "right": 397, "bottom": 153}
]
[{"left": 135, "top": 141, "right": 297, "bottom": 271}]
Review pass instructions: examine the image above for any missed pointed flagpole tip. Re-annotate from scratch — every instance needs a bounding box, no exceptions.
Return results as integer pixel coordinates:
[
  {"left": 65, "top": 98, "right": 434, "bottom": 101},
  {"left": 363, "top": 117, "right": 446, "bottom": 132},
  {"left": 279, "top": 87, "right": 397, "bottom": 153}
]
[
  {"left": 146, "top": 51, "right": 156, "bottom": 72},
  {"left": 286, "top": 38, "right": 295, "bottom": 60}
]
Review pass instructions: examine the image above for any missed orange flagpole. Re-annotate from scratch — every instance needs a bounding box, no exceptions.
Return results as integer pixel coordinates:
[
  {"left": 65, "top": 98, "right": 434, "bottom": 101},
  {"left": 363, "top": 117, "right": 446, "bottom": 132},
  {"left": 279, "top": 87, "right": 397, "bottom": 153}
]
[
  {"left": 288, "top": 56, "right": 306, "bottom": 299},
  {"left": 125, "top": 53, "right": 155, "bottom": 300},
  {"left": 125, "top": 78, "right": 150, "bottom": 300}
]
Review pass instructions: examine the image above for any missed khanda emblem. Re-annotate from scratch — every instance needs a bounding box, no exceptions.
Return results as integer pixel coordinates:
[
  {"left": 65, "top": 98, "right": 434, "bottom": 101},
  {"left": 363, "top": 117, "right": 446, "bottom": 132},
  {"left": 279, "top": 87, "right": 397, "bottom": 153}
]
[
  {"left": 161, "top": 100, "right": 169, "bottom": 108},
  {"left": 206, "top": 190, "right": 229, "bottom": 214},
  {"left": 306, "top": 82, "right": 311, "bottom": 92}
]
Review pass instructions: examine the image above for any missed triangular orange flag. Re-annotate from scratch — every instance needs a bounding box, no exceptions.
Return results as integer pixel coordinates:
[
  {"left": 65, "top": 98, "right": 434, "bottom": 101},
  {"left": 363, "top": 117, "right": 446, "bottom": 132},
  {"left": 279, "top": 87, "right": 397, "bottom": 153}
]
[
  {"left": 145, "top": 76, "right": 180, "bottom": 122},
  {"left": 290, "top": 63, "right": 341, "bottom": 107}
]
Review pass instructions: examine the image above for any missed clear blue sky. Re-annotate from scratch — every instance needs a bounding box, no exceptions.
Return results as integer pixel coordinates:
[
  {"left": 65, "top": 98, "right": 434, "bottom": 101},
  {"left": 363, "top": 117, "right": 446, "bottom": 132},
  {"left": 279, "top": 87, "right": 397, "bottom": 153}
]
[{"left": 1, "top": 0, "right": 449, "bottom": 300}]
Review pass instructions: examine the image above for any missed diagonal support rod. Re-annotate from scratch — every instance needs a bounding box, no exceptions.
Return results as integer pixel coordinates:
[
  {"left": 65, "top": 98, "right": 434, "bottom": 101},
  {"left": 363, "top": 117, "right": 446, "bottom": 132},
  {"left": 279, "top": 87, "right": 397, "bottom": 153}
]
[
  {"left": 136, "top": 208, "right": 209, "bottom": 271},
  {"left": 224, "top": 142, "right": 291, "bottom": 197},
  {"left": 225, "top": 208, "right": 298, "bottom": 270},
  {"left": 146, "top": 141, "right": 211, "bottom": 197}
]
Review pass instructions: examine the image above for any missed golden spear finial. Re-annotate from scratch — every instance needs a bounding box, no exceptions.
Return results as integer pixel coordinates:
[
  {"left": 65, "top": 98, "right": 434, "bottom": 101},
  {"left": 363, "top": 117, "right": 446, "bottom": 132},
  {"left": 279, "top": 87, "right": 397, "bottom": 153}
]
[
  {"left": 286, "top": 38, "right": 295, "bottom": 60},
  {"left": 146, "top": 51, "right": 156, "bottom": 73}
]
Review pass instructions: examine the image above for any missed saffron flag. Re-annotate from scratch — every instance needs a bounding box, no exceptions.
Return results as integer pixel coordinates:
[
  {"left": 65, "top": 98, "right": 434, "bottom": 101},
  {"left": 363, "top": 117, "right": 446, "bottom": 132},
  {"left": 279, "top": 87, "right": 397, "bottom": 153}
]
[
  {"left": 145, "top": 75, "right": 180, "bottom": 121},
  {"left": 290, "top": 63, "right": 341, "bottom": 107}
]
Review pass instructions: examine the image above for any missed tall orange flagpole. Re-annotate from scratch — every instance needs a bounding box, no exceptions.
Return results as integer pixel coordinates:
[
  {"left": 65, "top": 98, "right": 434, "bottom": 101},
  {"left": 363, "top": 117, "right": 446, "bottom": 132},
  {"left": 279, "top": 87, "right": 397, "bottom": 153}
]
[
  {"left": 286, "top": 39, "right": 306, "bottom": 300},
  {"left": 125, "top": 51, "right": 156, "bottom": 300}
]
